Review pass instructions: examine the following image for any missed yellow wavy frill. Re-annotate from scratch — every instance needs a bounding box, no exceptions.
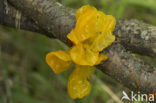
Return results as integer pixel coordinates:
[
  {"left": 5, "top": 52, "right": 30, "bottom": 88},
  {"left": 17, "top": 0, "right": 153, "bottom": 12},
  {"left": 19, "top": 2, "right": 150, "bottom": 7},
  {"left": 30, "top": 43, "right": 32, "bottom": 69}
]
[{"left": 46, "top": 5, "right": 116, "bottom": 99}]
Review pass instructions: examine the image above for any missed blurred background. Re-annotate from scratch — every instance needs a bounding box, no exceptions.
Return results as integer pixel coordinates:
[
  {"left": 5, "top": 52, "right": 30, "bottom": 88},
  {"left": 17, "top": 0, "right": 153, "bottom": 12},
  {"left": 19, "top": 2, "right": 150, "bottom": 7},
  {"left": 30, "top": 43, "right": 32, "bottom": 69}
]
[{"left": 0, "top": 0, "right": 156, "bottom": 103}]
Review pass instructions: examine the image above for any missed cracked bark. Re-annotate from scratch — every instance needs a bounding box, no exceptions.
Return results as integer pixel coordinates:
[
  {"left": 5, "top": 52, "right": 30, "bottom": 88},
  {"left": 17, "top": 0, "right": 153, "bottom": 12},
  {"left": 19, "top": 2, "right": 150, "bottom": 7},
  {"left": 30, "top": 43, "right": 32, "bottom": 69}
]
[{"left": 0, "top": 0, "right": 156, "bottom": 95}]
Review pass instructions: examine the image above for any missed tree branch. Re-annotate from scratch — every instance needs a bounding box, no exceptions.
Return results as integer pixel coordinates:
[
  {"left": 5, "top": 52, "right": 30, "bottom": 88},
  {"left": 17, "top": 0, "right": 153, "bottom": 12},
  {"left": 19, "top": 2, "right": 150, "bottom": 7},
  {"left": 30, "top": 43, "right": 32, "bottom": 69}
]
[
  {"left": 0, "top": 0, "right": 50, "bottom": 37},
  {"left": 99, "top": 43, "right": 156, "bottom": 94},
  {"left": 0, "top": 0, "right": 156, "bottom": 94},
  {"left": 115, "top": 19, "right": 156, "bottom": 57},
  {"left": 1, "top": 0, "right": 156, "bottom": 56}
]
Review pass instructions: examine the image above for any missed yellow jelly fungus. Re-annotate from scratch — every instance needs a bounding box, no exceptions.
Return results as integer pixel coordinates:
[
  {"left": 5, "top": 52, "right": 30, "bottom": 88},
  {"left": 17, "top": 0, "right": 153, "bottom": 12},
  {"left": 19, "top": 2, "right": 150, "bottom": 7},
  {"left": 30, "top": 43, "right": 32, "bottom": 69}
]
[
  {"left": 46, "top": 5, "right": 116, "bottom": 99},
  {"left": 69, "top": 43, "right": 99, "bottom": 66},
  {"left": 46, "top": 51, "right": 72, "bottom": 74},
  {"left": 68, "top": 65, "right": 95, "bottom": 99}
]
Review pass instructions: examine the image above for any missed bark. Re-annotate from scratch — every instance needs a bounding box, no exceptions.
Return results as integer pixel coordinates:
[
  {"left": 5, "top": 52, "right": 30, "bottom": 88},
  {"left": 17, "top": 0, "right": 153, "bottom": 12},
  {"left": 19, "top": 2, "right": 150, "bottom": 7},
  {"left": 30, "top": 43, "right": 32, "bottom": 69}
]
[
  {"left": 0, "top": 0, "right": 49, "bottom": 36},
  {"left": 0, "top": 0, "right": 156, "bottom": 56},
  {"left": 115, "top": 19, "right": 156, "bottom": 57},
  {"left": 8, "top": 0, "right": 76, "bottom": 45},
  {"left": 0, "top": 0, "right": 156, "bottom": 95},
  {"left": 0, "top": 0, "right": 156, "bottom": 57},
  {"left": 98, "top": 43, "right": 156, "bottom": 94}
]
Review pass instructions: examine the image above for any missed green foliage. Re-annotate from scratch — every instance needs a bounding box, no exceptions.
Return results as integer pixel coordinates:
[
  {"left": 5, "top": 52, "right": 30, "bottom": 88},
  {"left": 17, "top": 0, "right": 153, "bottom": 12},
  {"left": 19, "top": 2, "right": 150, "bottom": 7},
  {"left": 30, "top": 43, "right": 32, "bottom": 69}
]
[{"left": 0, "top": 0, "right": 156, "bottom": 103}]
